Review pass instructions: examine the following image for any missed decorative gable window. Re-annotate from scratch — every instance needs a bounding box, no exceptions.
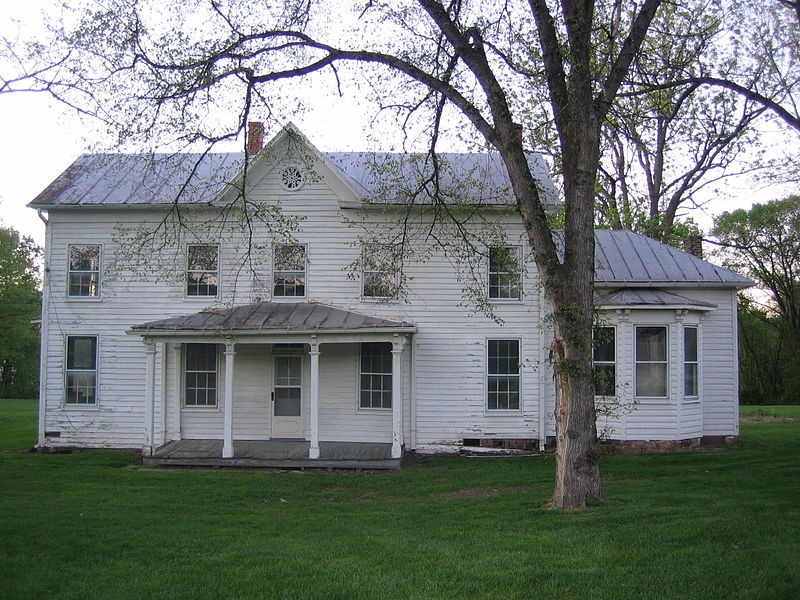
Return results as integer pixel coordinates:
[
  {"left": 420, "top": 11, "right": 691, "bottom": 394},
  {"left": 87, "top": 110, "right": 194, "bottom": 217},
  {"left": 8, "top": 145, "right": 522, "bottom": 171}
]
[
  {"left": 359, "top": 342, "right": 392, "bottom": 409},
  {"left": 273, "top": 244, "right": 306, "bottom": 297},
  {"left": 635, "top": 326, "right": 668, "bottom": 397},
  {"left": 68, "top": 244, "right": 101, "bottom": 297},
  {"left": 184, "top": 343, "right": 218, "bottom": 407},
  {"left": 65, "top": 335, "right": 98, "bottom": 405},
  {"left": 488, "top": 246, "right": 521, "bottom": 300},
  {"left": 487, "top": 339, "right": 520, "bottom": 410},
  {"left": 186, "top": 244, "right": 219, "bottom": 297},
  {"left": 684, "top": 326, "right": 699, "bottom": 397},
  {"left": 362, "top": 245, "right": 398, "bottom": 299},
  {"left": 593, "top": 327, "right": 616, "bottom": 397}
]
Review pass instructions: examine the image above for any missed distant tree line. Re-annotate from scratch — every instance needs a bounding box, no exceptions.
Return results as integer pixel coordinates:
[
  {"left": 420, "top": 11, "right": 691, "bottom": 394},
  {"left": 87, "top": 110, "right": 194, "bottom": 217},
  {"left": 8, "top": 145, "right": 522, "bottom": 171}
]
[{"left": 0, "top": 226, "right": 41, "bottom": 399}]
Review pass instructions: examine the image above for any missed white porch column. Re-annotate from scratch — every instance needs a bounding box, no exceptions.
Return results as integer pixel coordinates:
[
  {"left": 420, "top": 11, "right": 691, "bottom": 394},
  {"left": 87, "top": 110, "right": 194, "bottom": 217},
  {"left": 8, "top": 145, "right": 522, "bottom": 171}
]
[
  {"left": 143, "top": 339, "right": 156, "bottom": 457},
  {"left": 171, "top": 343, "right": 182, "bottom": 441},
  {"left": 309, "top": 335, "right": 320, "bottom": 459},
  {"left": 159, "top": 344, "right": 168, "bottom": 446},
  {"left": 391, "top": 334, "right": 406, "bottom": 459},
  {"left": 222, "top": 339, "right": 236, "bottom": 458}
]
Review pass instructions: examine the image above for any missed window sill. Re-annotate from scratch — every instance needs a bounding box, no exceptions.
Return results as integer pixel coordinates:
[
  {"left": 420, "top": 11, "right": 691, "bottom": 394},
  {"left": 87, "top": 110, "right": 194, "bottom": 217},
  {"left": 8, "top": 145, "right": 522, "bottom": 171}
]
[
  {"left": 62, "top": 403, "right": 99, "bottom": 411},
  {"left": 66, "top": 296, "right": 102, "bottom": 302}
]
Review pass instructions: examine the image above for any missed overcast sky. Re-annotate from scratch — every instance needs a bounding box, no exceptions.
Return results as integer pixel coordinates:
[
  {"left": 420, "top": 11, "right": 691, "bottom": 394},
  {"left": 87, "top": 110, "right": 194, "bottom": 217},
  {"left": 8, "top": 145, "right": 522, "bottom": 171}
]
[{"left": 0, "top": 0, "right": 792, "bottom": 248}]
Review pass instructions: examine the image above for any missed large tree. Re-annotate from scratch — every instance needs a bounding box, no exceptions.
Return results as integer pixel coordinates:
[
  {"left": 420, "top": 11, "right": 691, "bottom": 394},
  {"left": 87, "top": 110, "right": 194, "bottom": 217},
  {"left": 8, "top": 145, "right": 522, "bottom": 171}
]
[
  {"left": 4, "top": 0, "right": 795, "bottom": 507},
  {"left": 0, "top": 226, "right": 41, "bottom": 399}
]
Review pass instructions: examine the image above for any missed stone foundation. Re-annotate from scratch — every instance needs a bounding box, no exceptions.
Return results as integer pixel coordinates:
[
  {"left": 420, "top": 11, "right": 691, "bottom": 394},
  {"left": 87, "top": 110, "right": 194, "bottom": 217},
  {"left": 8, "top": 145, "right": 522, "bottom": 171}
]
[{"left": 601, "top": 435, "right": 738, "bottom": 454}]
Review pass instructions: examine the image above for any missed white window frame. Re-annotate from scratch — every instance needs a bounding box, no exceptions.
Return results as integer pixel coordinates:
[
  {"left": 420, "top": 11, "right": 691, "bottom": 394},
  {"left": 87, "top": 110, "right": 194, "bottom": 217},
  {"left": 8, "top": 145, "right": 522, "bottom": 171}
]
[
  {"left": 593, "top": 326, "right": 616, "bottom": 397},
  {"left": 361, "top": 245, "right": 399, "bottom": 300},
  {"left": 186, "top": 244, "right": 219, "bottom": 298},
  {"left": 488, "top": 246, "right": 522, "bottom": 301},
  {"left": 358, "top": 342, "right": 393, "bottom": 410},
  {"left": 486, "top": 338, "right": 522, "bottom": 411},
  {"left": 273, "top": 243, "right": 307, "bottom": 299},
  {"left": 183, "top": 343, "right": 219, "bottom": 408},
  {"left": 635, "top": 325, "right": 669, "bottom": 398},
  {"left": 67, "top": 244, "right": 101, "bottom": 299},
  {"left": 684, "top": 325, "right": 699, "bottom": 398},
  {"left": 64, "top": 334, "right": 98, "bottom": 407}
]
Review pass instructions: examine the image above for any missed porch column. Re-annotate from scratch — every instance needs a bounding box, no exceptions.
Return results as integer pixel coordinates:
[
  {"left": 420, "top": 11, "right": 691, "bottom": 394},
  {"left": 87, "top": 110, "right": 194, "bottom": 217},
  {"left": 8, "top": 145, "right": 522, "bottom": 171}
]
[
  {"left": 391, "top": 334, "right": 406, "bottom": 459},
  {"left": 309, "top": 335, "right": 320, "bottom": 459},
  {"left": 171, "top": 343, "right": 182, "bottom": 441},
  {"left": 222, "top": 339, "right": 236, "bottom": 458},
  {"left": 143, "top": 339, "right": 156, "bottom": 457}
]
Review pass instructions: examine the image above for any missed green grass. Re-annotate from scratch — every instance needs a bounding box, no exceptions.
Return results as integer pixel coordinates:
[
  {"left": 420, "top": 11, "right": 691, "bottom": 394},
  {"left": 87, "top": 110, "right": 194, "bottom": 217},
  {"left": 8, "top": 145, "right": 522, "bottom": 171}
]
[
  {"left": 0, "top": 398, "right": 37, "bottom": 451},
  {"left": 740, "top": 404, "right": 800, "bottom": 418},
  {"left": 1, "top": 400, "right": 798, "bottom": 599}
]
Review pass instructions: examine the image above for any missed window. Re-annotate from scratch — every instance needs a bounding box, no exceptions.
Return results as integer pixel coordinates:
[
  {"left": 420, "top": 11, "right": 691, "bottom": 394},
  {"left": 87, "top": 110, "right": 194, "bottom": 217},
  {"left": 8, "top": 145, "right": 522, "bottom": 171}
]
[
  {"left": 593, "top": 327, "right": 616, "bottom": 397},
  {"left": 362, "top": 246, "right": 398, "bottom": 299},
  {"left": 359, "top": 342, "right": 392, "bottom": 409},
  {"left": 487, "top": 339, "right": 520, "bottom": 410},
  {"left": 187, "top": 245, "right": 218, "bottom": 297},
  {"left": 184, "top": 343, "right": 218, "bottom": 407},
  {"left": 684, "top": 326, "right": 699, "bottom": 397},
  {"left": 273, "top": 244, "right": 306, "bottom": 297},
  {"left": 635, "top": 326, "right": 668, "bottom": 397},
  {"left": 488, "top": 246, "right": 521, "bottom": 300},
  {"left": 68, "top": 244, "right": 100, "bottom": 297},
  {"left": 65, "top": 335, "right": 97, "bottom": 405}
]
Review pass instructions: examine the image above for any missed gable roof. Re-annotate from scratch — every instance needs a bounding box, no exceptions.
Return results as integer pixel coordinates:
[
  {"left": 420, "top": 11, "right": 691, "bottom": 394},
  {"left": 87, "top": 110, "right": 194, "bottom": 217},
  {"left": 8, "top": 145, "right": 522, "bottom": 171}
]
[
  {"left": 28, "top": 124, "right": 558, "bottom": 208},
  {"left": 593, "top": 230, "right": 751, "bottom": 288},
  {"left": 130, "top": 301, "right": 416, "bottom": 336}
]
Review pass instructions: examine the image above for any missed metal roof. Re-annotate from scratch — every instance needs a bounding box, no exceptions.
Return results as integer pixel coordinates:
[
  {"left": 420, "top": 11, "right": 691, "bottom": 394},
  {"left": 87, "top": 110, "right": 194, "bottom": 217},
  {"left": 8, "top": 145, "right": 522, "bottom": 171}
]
[
  {"left": 130, "top": 301, "right": 416, "bottom": 335},
  {"left": 593, "top": 230, "right": 751, "bottom": 288},
  {"left": 29, "top": 150, "right": 557, "bottom": 208},
  {"left": 595, "top": 289, "right": 717, "bottom": 310}
]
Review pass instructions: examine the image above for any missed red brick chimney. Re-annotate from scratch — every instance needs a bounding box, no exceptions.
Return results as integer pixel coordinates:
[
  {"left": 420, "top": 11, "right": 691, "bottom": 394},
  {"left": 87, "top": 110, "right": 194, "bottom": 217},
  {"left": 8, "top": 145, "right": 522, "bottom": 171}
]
[
  {"left": 247, "top": 121, "right": 264, "bottom": 155},
  {"left": 682, "top": 235, "right": 704, "bottom": 259}
]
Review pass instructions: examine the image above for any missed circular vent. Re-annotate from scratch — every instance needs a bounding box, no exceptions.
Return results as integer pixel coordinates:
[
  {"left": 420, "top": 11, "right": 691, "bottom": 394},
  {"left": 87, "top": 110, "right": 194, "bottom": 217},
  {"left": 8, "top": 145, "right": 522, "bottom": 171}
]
[{"left": 281, "top": 166, "right": 305, "bottom": 191}]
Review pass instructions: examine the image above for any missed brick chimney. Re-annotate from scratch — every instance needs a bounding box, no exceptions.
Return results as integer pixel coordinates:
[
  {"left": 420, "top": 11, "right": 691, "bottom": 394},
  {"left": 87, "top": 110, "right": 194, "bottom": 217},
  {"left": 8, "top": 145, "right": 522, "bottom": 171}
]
[
  {"left": 247, "top": 121, "right": 264, "bottom": 155},
  {"left": 683, "top": 235, "right": 704, "bottom": 259}
]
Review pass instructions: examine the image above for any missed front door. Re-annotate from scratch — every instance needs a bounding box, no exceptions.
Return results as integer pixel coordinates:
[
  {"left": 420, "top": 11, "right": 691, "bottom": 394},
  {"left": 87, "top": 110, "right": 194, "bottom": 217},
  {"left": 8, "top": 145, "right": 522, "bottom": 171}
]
[{"left": 271, "top": 355, "right": 304, "bottom": 438}]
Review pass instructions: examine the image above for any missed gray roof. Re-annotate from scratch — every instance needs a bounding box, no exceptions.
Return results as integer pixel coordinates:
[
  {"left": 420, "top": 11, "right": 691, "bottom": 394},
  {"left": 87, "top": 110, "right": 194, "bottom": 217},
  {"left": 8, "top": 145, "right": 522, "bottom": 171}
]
[
  {"left": 130, "top": 301, "right": 416, "bottom": 335},
  {"left": 594, "top": 230, "right": 751, "bottom": 288},
  {"left": 29, "top": 150, "right": 557, "bottom": 208},
  {"left": 595, "top": 289, "right": 717, "bottom": 310}
]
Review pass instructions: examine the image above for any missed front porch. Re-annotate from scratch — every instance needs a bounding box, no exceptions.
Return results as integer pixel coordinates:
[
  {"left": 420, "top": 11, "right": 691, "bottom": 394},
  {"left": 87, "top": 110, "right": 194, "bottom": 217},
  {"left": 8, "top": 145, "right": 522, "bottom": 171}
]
[{"left": 144, "top": 439, "right": 399, "bottom": 470}]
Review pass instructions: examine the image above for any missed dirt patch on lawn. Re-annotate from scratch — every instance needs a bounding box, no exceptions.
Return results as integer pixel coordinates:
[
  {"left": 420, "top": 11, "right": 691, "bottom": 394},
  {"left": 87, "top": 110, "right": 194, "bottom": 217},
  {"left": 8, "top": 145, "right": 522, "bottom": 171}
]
[{"left": 437, "top": 486, "right": 530, "bottom": 499}]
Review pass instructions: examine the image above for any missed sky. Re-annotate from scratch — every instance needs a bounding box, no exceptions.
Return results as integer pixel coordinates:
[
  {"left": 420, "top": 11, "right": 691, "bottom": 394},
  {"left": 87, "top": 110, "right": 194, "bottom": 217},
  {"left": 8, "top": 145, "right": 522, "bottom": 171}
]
[{"left": 0, "top": 0, "right": 794, "bottom": 248}]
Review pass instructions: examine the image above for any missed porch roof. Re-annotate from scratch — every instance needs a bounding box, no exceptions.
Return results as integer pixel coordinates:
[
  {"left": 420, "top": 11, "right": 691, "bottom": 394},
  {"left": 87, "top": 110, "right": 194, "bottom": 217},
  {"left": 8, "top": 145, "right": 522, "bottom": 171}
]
[
  {"left": 129, "top": 301, "right": 416, "bottom": 336},
  {"left": 595, "top": 288, "right": 717, "bottom": 311}
]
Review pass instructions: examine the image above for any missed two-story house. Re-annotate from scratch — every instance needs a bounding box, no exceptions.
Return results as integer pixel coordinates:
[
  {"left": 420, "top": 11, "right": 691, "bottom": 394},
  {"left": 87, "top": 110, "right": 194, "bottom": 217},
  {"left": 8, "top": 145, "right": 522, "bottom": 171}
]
[{"left": 28, "top": 123, "right": 750, "bottom": 468}]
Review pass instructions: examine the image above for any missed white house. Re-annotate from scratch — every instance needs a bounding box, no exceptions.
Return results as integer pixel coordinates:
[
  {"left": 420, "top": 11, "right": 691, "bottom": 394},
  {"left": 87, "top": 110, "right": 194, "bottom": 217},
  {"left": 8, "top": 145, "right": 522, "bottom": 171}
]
[{"left": 28, "top": 124, "right": 751, "bottom": 468}]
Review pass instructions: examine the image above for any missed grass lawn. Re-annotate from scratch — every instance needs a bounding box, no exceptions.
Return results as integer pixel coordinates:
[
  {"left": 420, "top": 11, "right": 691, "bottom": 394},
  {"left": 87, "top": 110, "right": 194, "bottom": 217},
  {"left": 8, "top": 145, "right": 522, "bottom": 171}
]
[{"left": 1, "top": 400, "right": 798, "bottom": 600}]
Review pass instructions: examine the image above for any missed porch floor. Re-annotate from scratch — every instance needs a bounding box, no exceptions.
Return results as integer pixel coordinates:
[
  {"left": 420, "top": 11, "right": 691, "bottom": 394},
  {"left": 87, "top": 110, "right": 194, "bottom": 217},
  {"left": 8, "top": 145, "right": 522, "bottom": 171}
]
[{"left": 145, "top": 439, "right": 399, "bottom": 470}]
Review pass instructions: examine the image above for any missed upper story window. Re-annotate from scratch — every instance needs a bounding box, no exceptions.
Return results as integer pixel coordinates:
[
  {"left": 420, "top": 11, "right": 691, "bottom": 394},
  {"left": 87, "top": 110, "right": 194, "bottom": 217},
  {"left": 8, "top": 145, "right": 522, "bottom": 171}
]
[
  {"left": 187, "top": 244, "right": 219, "bottom": 297},
  {"left": 487, "top": 339, "right": 520, "bottom": 410},
  {"left": 593, "top": 326, "right": 616, "bottom": 397},
  {"left": 68, "top": 244, "right": 101, "bottom": 297},
  {"left": 65, "top": 335, "right": 98, "bottom": 405},
  {"left": 488, "top": 246, "right": 521, "bottom": 300},
  {"left": 184, "top": 343, "right": 218, "bottom": 407},
  {"left": 684, "top": 326, "right": 699, "bottom": 397},
  {"left": 359, "top": 342, "right": 392, "bottom": 409},
  {"left": 635, "top": 326, "right": 668, "bottom": 397},
  {"left": 362, "top": 245, "right": 398, "bottom": 299},
  {"left": 273, "top": 244, "right": 306, "bottom": 298}
]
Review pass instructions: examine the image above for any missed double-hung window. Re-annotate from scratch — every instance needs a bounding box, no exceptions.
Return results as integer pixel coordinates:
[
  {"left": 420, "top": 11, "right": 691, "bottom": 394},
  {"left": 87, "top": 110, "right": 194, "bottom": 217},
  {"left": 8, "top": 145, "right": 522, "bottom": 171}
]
[
  {"left": 68, "top": 244, "right": 101, "bottom": 297},
  {"left": 187, "top": 245, "right": 219, "bottom": 297},
  {"left": 362, "top": 245, "right": 398, "bottom": 299},
  {"left": 184, "top": 343, "right": 218, "bottom": 407},
  {"left": 635, "top": 326, "right": 668, "bottom": 397},
  {"left": 684, "top": 326, "right": 699, "bottom": 397},
  {"left": 593, "top": 327, "right": 616, "bottom": 397},
  {"left": 487, "top": 339, "right": 520, "bottom": 410},
  {"left": 488, "top": 246, "right": 521, "bottom": 300},
  {"left": 359, "top": 342, "right": 392, "bottom": 409},
  {"left": 273, "top": 244, "right": 306, "bottom": 297},
  {"left": 65, "top": 335, "right": 98, "bottom": 405}
]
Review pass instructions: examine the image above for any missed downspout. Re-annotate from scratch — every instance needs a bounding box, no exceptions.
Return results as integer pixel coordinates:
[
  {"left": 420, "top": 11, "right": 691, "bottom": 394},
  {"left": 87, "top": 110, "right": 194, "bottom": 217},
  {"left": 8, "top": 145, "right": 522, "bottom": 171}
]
[{"left": 36, "top": 210, "right": 50, "bottom": 448}]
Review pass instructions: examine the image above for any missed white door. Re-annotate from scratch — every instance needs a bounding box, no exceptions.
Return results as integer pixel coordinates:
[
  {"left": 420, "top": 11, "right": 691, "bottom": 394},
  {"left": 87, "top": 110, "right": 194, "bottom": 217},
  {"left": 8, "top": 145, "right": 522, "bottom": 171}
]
[{"left": 271, "top": 355, "right": 304, "bottom": 438}]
